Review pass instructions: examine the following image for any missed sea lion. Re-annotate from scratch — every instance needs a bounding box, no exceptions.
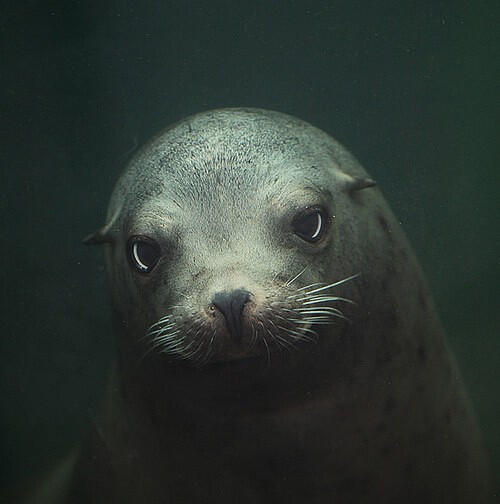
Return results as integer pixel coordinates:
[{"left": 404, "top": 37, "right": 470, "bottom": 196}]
[{"left": 32, "top": 108, "right": 492, "bottom": 503}]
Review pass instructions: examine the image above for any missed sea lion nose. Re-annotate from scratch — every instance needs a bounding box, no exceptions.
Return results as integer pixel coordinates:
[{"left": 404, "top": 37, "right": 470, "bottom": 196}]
[{"left": 211, "top": 289, "right": 250, "bottom": 342}]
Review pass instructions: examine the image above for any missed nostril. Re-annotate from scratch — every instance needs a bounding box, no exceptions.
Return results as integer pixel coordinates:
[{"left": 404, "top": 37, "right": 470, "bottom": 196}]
[{"left": 211, "top": 289, "right": 250, "bottom": 342}]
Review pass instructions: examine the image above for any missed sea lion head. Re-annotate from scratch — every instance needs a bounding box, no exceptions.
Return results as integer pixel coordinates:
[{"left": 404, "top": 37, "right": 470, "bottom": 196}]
[{"left": 86, "top": 108, "right": 381, "bottom": 368}]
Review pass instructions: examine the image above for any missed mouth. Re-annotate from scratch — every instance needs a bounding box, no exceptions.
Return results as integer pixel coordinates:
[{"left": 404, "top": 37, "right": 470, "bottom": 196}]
[
  {"left": 204, "top": 339, "right": 264, "bottom": 364},
  {"left": 143, "top": 274, "right": 357, "bottom": 367}
]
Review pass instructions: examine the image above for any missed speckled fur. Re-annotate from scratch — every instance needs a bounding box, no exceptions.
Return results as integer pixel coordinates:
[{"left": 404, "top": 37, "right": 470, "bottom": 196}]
[{"left": 35, "top": 109, "right": 492, "bottom": 503}]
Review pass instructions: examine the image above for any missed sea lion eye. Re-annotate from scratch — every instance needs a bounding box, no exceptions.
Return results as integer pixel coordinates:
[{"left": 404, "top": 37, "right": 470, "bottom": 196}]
[
  {"left": 293, "top": 208, "right": 327, "bottom": 243},
  {"left": 127, "top": 236, "right": 161, "bottom": 274}
]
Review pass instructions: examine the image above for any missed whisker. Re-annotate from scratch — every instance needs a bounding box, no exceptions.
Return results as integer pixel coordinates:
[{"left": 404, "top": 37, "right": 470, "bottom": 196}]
[
  {"left": 146, "top": 324, "right": 176, "bottom": 338},
  {"left": 249, "top": 322, "right": 257, "bottom": 350},
  {"left": 291, "top": 282, "right": 325, "bottom": 295},
  {"left": 277, "top": 325, "right": 315, "bottom": 344},
  {"left": 269, "top": 319, "right": 296, "bottom": 351},
  {"left": 201, "top": 329, "right": 217, "bottom": 365},
  {"left": 296, "top": 307, "right": 346, "bottom": 315},
  {"left": 299, "top": 296, "right": 356, "bottom": 305},
  {"left": 284, "top": 266, "right": 308, "bottom": 287},
  {"left": 261, "top": 333, "right": 271, "bottom": 369},
  {"left": 147, "top": 316, "right": 171, "bottom": 330},
  {"left": 304, "top": 274, "right": 360, "bottom": 295},
  {"left": 136, "top": 327, "right": 179, "bottom": 367}
]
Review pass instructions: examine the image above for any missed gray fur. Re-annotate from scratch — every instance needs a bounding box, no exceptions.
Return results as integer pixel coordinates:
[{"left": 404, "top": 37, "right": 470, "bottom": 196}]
[{"left": 44, "top": 109, "right": 494, "bottom": 503}]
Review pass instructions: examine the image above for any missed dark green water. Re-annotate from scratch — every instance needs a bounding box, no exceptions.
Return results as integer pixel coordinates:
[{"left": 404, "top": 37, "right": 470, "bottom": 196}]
[{"left": 2, "top": 0, "right": 498, "bottom": 495}]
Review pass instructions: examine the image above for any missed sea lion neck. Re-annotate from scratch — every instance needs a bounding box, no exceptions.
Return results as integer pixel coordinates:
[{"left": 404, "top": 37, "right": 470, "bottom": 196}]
[{"left": 117, "top": 341, "right": 340, "bottom": 415}]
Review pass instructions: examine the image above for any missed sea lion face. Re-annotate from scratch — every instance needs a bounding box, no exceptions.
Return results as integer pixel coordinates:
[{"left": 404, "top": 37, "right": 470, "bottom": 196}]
[{"left": 95, "top": 109, "right": 376, "bottom": 365}]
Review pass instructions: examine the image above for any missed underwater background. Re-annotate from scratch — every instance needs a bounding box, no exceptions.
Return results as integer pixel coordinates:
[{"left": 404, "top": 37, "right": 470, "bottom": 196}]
[{"left": 1, "top": 0, "right": 498, "bottom": 494}]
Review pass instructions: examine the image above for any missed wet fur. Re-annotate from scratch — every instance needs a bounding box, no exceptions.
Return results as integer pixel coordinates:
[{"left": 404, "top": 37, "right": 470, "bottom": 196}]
[{"left": 33, "top": 109, "right": 492, "bottom": 503}]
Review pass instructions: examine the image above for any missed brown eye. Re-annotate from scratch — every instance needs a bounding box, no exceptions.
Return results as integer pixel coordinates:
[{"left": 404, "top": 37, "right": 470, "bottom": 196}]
[
  {"left": 127, "top": 237, "right": 161, "bottom": 274},
  {"left": 293, "top": 208, "right": 327, "bottom": 243}
]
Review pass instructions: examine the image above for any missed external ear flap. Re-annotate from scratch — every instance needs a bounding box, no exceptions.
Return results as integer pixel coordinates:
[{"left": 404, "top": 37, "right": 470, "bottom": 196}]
[
  {"left": 347, "top": 177, "right": 377, "bottom": 192},
  {"left": 337, "top": 171, "right": 377, "bottom": 193},
  {"left": 83, "top": 226, "right": 111, "bottom": 245}
]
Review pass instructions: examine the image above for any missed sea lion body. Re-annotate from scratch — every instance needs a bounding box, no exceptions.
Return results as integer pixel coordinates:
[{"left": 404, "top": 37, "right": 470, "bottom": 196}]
[{"left": 40, "top": 109, "right": 492, "bottom": 503}]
